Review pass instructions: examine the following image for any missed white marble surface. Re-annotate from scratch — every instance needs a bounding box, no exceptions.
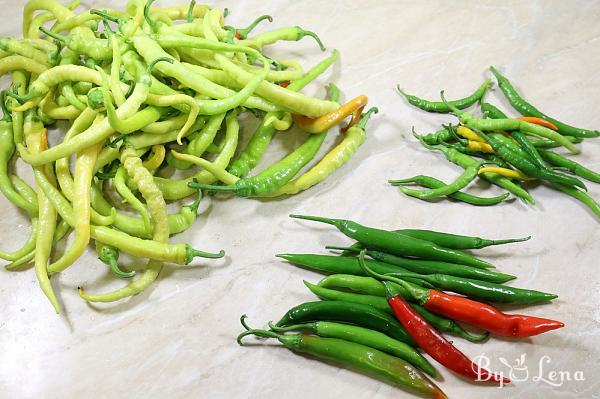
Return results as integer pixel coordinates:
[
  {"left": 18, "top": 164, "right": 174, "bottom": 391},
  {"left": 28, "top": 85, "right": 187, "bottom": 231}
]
[{"left": 1, "top": 0, "right": 600, "bottom": 398}]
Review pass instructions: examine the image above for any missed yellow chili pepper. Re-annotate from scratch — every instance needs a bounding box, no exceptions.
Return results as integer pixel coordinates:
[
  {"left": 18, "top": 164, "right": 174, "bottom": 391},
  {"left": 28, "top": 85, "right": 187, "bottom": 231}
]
[
  {"left": 142, "top": 145, "right": 166, "bottom": 172},
  {"left": 467, "top": 140, "right": 494, "bottom": 153},
  {"left": 478, "top": 166, "right": 533, "bottom": 180},
  {"left": 456, "top": 125, "right": 485, "bottom": 142},
  {"left": 293, "top": 95, "right": 368, "bottom": 134}
]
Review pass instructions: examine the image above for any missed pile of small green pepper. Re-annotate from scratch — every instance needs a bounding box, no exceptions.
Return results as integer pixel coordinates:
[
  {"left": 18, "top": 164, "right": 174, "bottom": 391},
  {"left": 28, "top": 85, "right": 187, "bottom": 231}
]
[
  {"left": 238, "top": 215, "right": 564, "bottom": 397},
  {"left": 0, "top": 0, "right": 373, "bottom": 313},
  {"left": 393, "top": 67, "right": 600, "bottom": 220}
]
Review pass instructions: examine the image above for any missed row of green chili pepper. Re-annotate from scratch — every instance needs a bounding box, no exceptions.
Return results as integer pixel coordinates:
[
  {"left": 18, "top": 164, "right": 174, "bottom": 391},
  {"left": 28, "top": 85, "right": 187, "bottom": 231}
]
[{"left": 238, "top": 216, "right": 564, "bottom": 397}]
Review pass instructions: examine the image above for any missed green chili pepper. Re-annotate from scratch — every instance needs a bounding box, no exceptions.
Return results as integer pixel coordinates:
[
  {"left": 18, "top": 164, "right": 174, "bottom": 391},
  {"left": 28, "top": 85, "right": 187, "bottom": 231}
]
[
  {"left": 397, "top": 79, "right": 490, "bottom": 113},
  {"left": 188, "top": 85, "right": 340, "bottom": 197},
  {"left": 443, "top": 92, "right": 580, "bottom": 154},
  {"left": 227, "top": 50, "right": 339, "bottom": 178},
  {"left": 390, "top": 175, "right": 509, "bottom": 205},
  {"left": 388, "top": 229, "right": 530, "bottom": 250},
  {"left": 414, "top": 132, "right": 535, "bottom": 204},
  {"left": 539, "top": 150, "right": 600, "bottom": 184},
  {"left": 480, "top": 102, "right": 550, "bottom": 169},
  {"left": 269, "top": 319, "right": 437, "bottom": 377},
  {"left": 490, "top": 66, "right": 599, "bottom": 138},
  {"left": 274, "top": 300, "right": 416, "bottom": 346},
  {"left": 551, "top": 182, "right": 600, "bottom": 220},
  {"left": 390, "top": 161, "right": 483, "bottom": 200},
  {"left": 277, "top": 253, "right": 428, "bottom": 285},
  {"left": 474, "top": 128, "right": 587, "bottom": 189},
  {"left": 267, "top": 107, "right": 377, "bottom": 197},
  {"left": 422, "top": 127, "right": 454, "bottom": 145},
  {"left": 387, "top": 271, "right": 557, "bottom": 305},
  {"left": 327, "top": 246, "right": 516, "bottom": 283},
  {"left": 289, "top": 215, "right": 496, "bottom": 269},
  {"left": 530, "top": 136, "right": 582, "bottom": 149},
  {"left": 238, "top": 318, "right": 445, "bottom": 398}
]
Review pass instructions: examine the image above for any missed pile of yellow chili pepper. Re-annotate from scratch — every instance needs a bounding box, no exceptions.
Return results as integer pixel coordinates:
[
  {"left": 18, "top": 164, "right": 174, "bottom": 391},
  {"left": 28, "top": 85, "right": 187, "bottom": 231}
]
[{"left": 0, "top": 0, "right": 373, "bottom": 313}]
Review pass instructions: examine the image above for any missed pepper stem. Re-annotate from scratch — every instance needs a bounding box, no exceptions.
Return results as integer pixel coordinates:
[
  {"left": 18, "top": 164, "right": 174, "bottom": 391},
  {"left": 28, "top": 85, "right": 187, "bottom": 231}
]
[
  {"left": 186, "top": 0, "right": 196, "bottom": 23},
  {"left": 144, "top": 0, "right": 159, "bottom": 31},
  {"left": 146, "top": 57, "right": 174, "bottom": 74},
  {"left": 237, "top": 315, "right": 280, "bottom": 345},
  {"left": 460, "top": 329, "right": 491, "bottom": 343},
  {"left": 298, "top": 28, "right": 326, "bottom": 51},
  {"left": 186, "top": 185, "right": 203, "bottom": 214},
  {"left": 388, "top": 177, "right": 422, "bottom": 185},
  {"left": 99, "top": 245, "right": 135, "bottom": 279},
  {"left": 439, "top": 90, "right": 462, "bottom": 115},
  {"left": 268, "top": 321, "right": 314, "bottom": 332},
  {"left": 90, "top": 9, "right": 121, "bottom": 23},
  {"left": 47, "top": 39, "right": 64, "bottom": 66},
  {"left": 187, "top": 182, "right": 238, "bottom": 193},
  {"left": 356, "top": 107, "right": 379, "bottom": 130},
  {"left": 185, "top": 245, "right": 225, "bottom": 263},
  {"left": 324, "top": 245, "right": 360, "bottom": 253},
  {"left": 237, "top": 15, "right": 273, "bottom": 39},
  {"left": 357, "top": 250, "right": 430, "bottom": 304},
  {"left": 39, "top": 27, "right": 66, "bottom": 43}
]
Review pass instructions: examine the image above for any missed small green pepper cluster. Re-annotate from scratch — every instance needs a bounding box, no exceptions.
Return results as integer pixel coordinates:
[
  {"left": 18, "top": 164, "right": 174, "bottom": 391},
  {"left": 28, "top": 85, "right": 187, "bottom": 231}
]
[
  {"left": 393, "top": 67, "right": 600, "bottom": 219},
  {"left": 0, "top": 0, "right": 372, "bottom": 313},
  {"left": 238, "top": 215, "right": 563, "bottom": 397}
]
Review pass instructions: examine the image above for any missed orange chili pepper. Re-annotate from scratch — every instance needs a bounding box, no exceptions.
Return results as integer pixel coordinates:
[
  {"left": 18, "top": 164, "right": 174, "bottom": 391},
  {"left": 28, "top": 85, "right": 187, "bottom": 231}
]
[
  {"left": 293, "top": 95, "right": 368, "bottom": 134},
  {"left": 517, "top": 117, "right": 558, "bottom": 131}
]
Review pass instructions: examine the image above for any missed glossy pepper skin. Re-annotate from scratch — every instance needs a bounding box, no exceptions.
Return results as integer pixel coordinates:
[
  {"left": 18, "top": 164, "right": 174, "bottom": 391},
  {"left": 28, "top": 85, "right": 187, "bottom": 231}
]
[
  {"left": 289, "top": 215, "right": 495, "bottom": 269},
  {"left": 331, "top": 246, "right": 516, "bottom": 283},
  {"left": 274, "top": 300, "right": 416, "bottom": 346},
  {"left": 361, "top": 258, "right": 564, "bottom": 338},
  {"left": 238, "top": 323, "right": 446, "bottom": 399},
  {"left": 384, "top": 283, "right": 510, "bottom": 385},
  {"left": 397, "top": 79, "right": 490, "bottom": 113},
  {"left": 310, "top": 277, "right": 489, "bottom": 343},
  {"left": 423, "top": 290, "right": 564, "bottom": 338},
  {"left": 270, "top": 320, "right": 437, "bottom": 377},
  {"left": 490, "top": 66, "right": 599, "bottom": 138}
]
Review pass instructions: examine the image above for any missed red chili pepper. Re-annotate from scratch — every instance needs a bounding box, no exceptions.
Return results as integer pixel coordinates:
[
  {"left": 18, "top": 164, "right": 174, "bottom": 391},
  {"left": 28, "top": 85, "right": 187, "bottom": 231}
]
[
  {"left": 234, "top": 32, "right": 241, "bottom": 40},
  {"left": 517, "top": 116, "right": 559, "bottom": 131},
  {"left": 424, "top": 290, "right": 564, "bottom": 337},
  {"left": 385, "top": 282, "right": 510, "bottom": 384},
  {"left": 278, "top": 81, "right": 291, "bottom": 88},
  {"left": 357, "top": 252, "right": 564, "bottom": 338}
]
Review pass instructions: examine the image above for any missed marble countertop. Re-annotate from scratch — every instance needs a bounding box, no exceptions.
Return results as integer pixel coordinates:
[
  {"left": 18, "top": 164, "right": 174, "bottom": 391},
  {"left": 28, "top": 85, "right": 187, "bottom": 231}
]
[{"left": 1, "top": 1, "right": 600, "bottom": 398}]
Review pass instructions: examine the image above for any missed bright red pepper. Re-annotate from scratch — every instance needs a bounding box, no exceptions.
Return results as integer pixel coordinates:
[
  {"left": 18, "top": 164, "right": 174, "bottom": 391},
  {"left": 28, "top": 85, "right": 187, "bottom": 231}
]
[
  {"left": 385, "top": 283, "right": 510, "bottom": 384},
  {"left": 358, "top": 253, "right": 564, "bottom": 338},
  {"left": 424, "top": 290, "right": 564, "bottom": 337}
]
